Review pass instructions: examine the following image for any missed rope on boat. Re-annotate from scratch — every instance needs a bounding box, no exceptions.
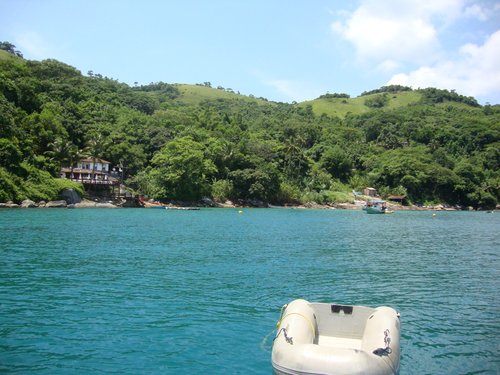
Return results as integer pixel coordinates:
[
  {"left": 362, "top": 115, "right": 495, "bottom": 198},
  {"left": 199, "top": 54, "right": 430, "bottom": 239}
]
[
  {"left": 260, "top": 328, "right": 277, "bottom": 352},
  {"left": 274, "top": 327, "right": 294, "bottom": 344},
  {"left": 273, "top": 303, "right": 316, "bottom": 346},
  {"left": 275, "top": 304, "right": 288, "bottom": 329},
  {"left": 372, "top": 328, "right": 399, "bottom": 373},
  {"left": 373, "top": 329, "right": 392, "bottom": 355},
  {"left": 277, "top": 312, "right": 316, "bottom": 339}
]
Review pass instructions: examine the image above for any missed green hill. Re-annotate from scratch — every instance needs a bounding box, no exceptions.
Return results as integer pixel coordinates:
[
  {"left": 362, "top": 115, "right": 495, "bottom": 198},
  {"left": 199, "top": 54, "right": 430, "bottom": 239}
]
[
  {"left": 303, "top": 91, "right": 430, "bottom": 118},
  {"left": 151, "top": 83, "right": 425, "bottom": 119},
  {"left": 0, "top": 49, "right": 24, "bottom": 63},
  {"left": 0, "top": 48, "right": 498, "bottom": 209},
  {"left": 154, "top": 83, "right": 423, "bottom": 116},
  {"left": 172, "top": 84, "right": 269, "bottom": 106}
]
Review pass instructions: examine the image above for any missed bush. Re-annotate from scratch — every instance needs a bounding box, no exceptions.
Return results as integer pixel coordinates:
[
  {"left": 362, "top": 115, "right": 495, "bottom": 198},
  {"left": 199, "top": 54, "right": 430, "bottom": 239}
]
[
  {"left": 54, "top": 178, "right": 84, "bottom": 196},
  {"left": 329, "top": 179, "right": 349, "bottom": 192},
  {"left": 349, "top": 174, "right": 371, "bottom": 192},
  {"left": 211, "top": 179, "right": 234, "bottom": 201},
  {"left": 467, "top": 189, "right": 497, "bottom": 210},
  {"left": 323, "top": 190, "right": 353, "bottom": 204},
  {"left": 0, "top": 167, "right": 22, "bottom": 201},
  {"left": 300, "top": 189, "right": 353, "bottom": 205},
  {"left": 276, "top": 182, "right": 301, "bottom": 204},
  {"left": 364, "top": 94, "right": 389, "bottom": 108},
  {"left": 300, "top": 191, "right": 325, "bottom": 204},
  {"left": 318, "top": 93, "right": 351, "bottom": 99},
  {"left": 0, "top": 163, "right": 84, "bottom": 202}
]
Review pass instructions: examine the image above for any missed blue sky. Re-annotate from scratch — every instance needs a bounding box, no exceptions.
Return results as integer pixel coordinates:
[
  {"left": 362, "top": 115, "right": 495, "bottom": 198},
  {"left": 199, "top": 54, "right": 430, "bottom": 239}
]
[{"left": 1, "top": 0, "right": 499, "bottom": 104}]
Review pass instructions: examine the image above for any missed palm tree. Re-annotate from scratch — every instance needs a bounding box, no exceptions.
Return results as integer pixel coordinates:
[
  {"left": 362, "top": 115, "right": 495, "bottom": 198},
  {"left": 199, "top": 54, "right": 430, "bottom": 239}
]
[
  {"left": 84, "top": 134, "right": 109, "bottom": 183},
  {"left": 282, "top": 135, "right": 308, "bottom": 184},
  {"left": 68, "top": 145, "right": 84, "bottom": 179},
  {"left": 46, "top": 138, "right": 74, "bottom": 172}
]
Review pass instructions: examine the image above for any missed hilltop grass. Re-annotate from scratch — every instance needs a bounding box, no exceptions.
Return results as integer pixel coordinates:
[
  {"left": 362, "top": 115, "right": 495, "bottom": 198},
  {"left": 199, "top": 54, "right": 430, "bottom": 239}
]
[
  {"left": 302, "top": 96, "right": 370, "bottom": 118},
  {"left": 173, "top": 84, "right": 269, "bottom": 106},
  {"left": 0, "top": 49, "right": 22, "bottom": 62},
  {"left": 171, "top": 84, "right": 422, "bottom": 119},
  {"left": 384, "top": 91, "right": 422, "bottom": 109},
  {"left": 301, "top": 91, "right": 422, "bottom": 118}
]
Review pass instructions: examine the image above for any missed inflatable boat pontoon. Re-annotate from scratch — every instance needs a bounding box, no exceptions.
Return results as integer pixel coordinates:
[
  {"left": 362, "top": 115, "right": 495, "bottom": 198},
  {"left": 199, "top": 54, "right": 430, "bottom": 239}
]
[{"left": 272, "top": 299, "right": 400, "bottom": 375}]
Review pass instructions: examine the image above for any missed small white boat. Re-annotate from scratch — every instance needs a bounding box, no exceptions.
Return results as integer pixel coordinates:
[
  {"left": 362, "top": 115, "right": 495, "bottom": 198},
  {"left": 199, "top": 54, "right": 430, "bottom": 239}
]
[
  {"left": 363, "top": 199, "right": 389, "bottom": 214},
  {"left": 164, "top": 206, "right": 200, "bottom": 211},
  {"left": 272, "top": 299, "right": 400, "bottom": 375}
]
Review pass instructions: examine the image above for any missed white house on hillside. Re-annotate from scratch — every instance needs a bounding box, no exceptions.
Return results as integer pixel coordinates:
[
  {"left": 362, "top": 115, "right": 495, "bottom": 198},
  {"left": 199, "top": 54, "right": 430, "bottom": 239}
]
[
  {"left": 60, "top": 158, "right": 118, "bottom": 185},
  {"left": 76, "top": 158, "right": 110, "bottom": 173}
]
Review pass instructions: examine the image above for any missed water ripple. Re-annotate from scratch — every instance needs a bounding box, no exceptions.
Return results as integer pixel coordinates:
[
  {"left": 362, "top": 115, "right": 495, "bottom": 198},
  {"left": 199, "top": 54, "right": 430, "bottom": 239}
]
[{"left": 0, "top": 209, "right": 498, "bottom": 373}]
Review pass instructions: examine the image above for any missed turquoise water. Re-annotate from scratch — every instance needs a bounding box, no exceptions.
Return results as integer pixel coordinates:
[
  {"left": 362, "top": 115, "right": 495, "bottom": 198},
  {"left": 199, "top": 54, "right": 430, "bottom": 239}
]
[{"left": 0, "top": 208, "right": 498, "bottom": 374}]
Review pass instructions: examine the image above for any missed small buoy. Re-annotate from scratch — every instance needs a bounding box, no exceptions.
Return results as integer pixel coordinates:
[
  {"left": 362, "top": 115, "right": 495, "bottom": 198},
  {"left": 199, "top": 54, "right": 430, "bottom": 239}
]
[
  {"left": 238, "top": 210, "right": 243, "bottom": 214},
  {"left": 432, "top": 213, "right": 436, "bottom": 217}
]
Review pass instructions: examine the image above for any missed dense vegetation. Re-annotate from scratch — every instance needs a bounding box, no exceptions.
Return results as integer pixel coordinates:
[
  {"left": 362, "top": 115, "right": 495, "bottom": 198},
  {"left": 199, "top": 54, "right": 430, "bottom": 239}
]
[{"left": 0, "top": 45, "right": 499, "bottom": 208}]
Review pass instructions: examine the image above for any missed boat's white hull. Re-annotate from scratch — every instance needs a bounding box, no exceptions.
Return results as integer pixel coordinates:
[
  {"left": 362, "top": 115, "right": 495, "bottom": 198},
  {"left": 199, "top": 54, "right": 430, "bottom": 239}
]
[
  {"left": 272, "top": 299, "right": 400, "bottom": 375},
  {"left": 365, "top": 207, "right": 386, "bottom": 214}
]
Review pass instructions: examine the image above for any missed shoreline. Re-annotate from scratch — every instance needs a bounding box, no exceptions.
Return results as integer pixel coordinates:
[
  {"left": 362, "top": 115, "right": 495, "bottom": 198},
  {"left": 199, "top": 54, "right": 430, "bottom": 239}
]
[{"left": 0, "top": 198, "right": 492, "bottom": 211}]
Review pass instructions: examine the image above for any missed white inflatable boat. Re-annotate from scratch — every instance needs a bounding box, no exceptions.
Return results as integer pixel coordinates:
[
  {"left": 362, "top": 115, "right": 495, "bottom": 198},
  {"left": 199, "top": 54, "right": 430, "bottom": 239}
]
[{"left": 272, "top": 299, "right": 400, "bottom": 375}]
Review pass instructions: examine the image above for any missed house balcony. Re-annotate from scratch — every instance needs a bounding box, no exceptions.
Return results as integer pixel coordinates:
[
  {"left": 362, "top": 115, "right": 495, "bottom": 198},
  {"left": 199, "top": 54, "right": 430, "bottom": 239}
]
[
  {"left": 67, "top": 178, "right": 120, "bottom": 185},
  {"left": 60, "top": 167, "right": 120, "bottom": 186}
]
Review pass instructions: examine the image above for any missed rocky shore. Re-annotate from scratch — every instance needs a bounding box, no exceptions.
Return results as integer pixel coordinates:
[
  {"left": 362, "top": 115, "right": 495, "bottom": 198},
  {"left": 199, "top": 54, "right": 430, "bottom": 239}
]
[
  {"left": 0, "top": 199, "right": 119, "bottom": 209},
  {"left": 2, "top": 187, "right": 492, "bottom": 211},
  {"left": 0, "top": 197, "right": 488, "bottom": 211}
]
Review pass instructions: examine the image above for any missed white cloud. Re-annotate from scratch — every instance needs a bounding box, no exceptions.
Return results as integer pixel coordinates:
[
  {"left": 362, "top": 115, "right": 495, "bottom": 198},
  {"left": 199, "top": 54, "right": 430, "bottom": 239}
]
[
  {"left": 330, "top": 0, "right": 500, "bottom": 102},
  {"left": 378, "top": 59, "right": 401, "bottom": 72},
  {"left": 463, "top": 2, "right": 500, "bottom": 21},
  {"left": 330, "top": 0, "right": 468, "bottom": 66},
  {"left": 463, "top": 4, "right": 488, "bottom": 20},
  {"left": 388, "top": 30, "right": 500, "bottom": 101}
]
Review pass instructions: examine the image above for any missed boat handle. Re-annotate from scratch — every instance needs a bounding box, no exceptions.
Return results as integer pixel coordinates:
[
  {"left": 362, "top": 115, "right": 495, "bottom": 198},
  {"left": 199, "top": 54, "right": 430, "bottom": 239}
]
[
  {"left": 274, "top": 327, "right": 293, "bottom": 344},
  {"left": 373, "top": 329, "right": 392, "bottom": 356}
]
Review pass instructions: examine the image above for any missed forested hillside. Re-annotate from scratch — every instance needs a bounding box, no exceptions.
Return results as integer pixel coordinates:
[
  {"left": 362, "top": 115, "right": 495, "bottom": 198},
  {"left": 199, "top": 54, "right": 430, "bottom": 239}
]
[{"left": 1, "top": 47, "right": 499, "bottom": 208}]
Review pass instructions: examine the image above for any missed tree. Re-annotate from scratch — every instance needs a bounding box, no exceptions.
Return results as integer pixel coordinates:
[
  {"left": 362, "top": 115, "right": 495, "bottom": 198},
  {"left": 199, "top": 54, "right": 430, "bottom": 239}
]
[
  {"left": 0, "top": 96, "right": 19, "bottom": 138},
  {"left": 0, "top": 138, "right": 23, "bottom": 172},
  {"left": 230, "top": 164, "right": 280, "bottom": 202},
  {"left": 68, "top": 145, "right": 85, "bottom": 178},
  {"left": 84, "top": 134, "right": 109, "bottom": 182},
  {"left": 364, "top": 94, "right": 389, "bottom": 108},
  {"left": 368, "top": 146, "right": 465, "bottom": 204},
  {"left": 149, "top": 136, "right": 217, "bottom": 200},
  {"left": 319, "top": 146, "right": 352, "bottom": 182},
  {"left": 281, "top": 137, "right": 310, "bottom": 185},
  {"left": 46, "top": 137, "right": 74, "bottom": 171},
  {"left": 107, "top": 141, "right": 146, "bottom": 179},
  {"left": 21, "top": 103, "right": 69, "bottom": 154},
  {"left": 0, "top": 41, "right": 23, "bottom": 57}
]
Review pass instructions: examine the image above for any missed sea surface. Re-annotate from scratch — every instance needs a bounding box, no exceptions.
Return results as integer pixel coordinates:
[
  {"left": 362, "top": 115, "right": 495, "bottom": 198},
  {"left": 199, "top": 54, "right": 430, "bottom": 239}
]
[{"left": 0, "top": 208, "right": 498, "bottom": 374}]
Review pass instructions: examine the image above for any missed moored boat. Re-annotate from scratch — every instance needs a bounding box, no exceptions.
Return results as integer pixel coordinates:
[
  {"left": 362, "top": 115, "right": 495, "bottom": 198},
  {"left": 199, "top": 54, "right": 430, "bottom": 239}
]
[
  {"left": 272, "top": 299, "right": 400, "bottom": 375},
  {"left": 363, "top": 199, "right": 389, "bottom": 214},
  {"left": 137, "top": 195, "right": 167, "bottom": 208},
  {"left": 164, "top": 206, "right": 200, "bottom": 210},
  {"left": 144, "top": 203, "right": 167, "bottom": 208}
]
